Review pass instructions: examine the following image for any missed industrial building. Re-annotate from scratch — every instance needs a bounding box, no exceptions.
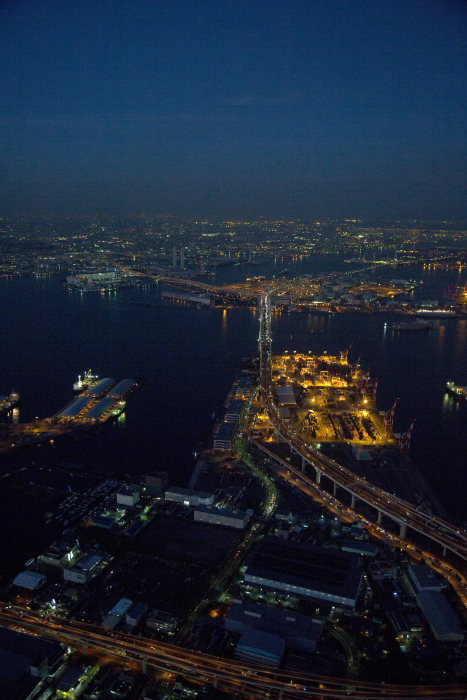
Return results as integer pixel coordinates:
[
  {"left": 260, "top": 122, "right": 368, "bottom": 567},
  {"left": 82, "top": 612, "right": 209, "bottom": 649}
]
[
  {"left": 212, "top": 422, "right": 236, "bottom": 450},
  {"left": 109, "top": 598, "right": 134, "bottom": 617},
  {"left": 243, "top": 537, "right": 363, "bottom": 609},
  {"left": 276, "top": 386, "right": 296, "bottom": 405},
  {"left": 146, "top": 609, "right": 179, "bottom": 635},
  {"left": 101, "top": 614, "right": 122, "bottom": 630},
  {"left": 0, "top": 627, "right": 63, "bottom": 700},
  {"left": 12, "top": 571, "right": 46, "bottom": 591},
  {"left": 235, "top": 629, "right": 285, "bottom": 668},
  {"left": 194, "top": 505, "right": 250, "bottom": 529},
  {"left": 116, "top": 485, "right": 140, "bottom": 507},
  {"left": 164, "top": 487, "right": 214, "bottom": 507},
  {"left": 416, "top": 591, "right": 464, "bottom": 642},
  {"left": 101, "top": 599, "right": 134, "bottom": 631},
  {"left": 63, "top": 552, "right": 108, "bottom": 584},
  {"left": 81, "top": 377, "right": 115, "bottom": 397},
  {"left": 341, "top": 539, "right": 378, "bottom": 557},
  {"left": 125, "top": 602, "right": 149, "bottom": 630},
  {"left": 109, "top": 379, "right": 139, "bottom": 398},
  {"left": 225, "top": 600, "right": 323, "bottom": 654},
  {"left": 56, "top": 396, "right": 93, "bottom": 420},
  {"left": 407, "top": 565, "right": 444, "bottom": 594},
  {"left": 38, "top": 540, "right": 80, "bottom": 569},
  {"left": 83, "top": 396, "right": 118, "bottom": 421},
  {"left": 233, "top": 376, "right": 254, "bottom": 399},
  {"left": 224, "top": 400, "right": 244, "bottom": 423}
]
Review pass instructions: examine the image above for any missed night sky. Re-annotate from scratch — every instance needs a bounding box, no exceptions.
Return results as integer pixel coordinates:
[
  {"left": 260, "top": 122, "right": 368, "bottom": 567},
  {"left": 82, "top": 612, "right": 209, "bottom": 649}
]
[{"left": 1, "top": 0, "right": 466, "bottom": 218}]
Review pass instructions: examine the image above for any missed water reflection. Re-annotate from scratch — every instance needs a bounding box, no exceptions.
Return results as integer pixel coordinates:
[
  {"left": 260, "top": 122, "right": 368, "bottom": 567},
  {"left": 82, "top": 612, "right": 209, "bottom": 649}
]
[
  {"left": 455, "top": 319, "right": 467, "bottom": 358},
  {"left": 436, "top": 322, "right": 446, "bottom": 356},
  {"left": 442, "top": 393, "right": 460, "bottom": 415},
  {"left": 306, "top": 314, "right": 328, "bottom": 334}
]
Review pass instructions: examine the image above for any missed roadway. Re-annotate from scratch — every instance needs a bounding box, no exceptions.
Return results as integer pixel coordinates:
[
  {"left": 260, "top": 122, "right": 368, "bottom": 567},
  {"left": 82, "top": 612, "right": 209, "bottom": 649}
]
[
  {"left": 1, "top": 604, "right": 467, "bottom": 699},
  {"left": 256, "top": 291, "right": 467, "bottom": 601}
]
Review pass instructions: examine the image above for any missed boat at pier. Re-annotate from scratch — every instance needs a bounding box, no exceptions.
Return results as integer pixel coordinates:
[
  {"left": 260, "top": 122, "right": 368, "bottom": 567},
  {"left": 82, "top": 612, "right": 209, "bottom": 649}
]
[
  {"left": 73, "top": 370, "right": 99, "bottom": 392},
  {"left": 446, "top": 381, "right": 467, "bottom": 401}
]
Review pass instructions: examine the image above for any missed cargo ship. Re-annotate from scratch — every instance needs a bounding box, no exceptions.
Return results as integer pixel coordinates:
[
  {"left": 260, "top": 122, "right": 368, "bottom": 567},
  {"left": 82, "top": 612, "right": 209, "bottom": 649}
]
[
  {"left": 446, "top": 381, "right": 467, "bottom": 401},
  {"left": 73, "top": 370, "right": 99, "bottom": 393},
  {"left": 391, "top": 319, "right": 432, "bottom": 332}
]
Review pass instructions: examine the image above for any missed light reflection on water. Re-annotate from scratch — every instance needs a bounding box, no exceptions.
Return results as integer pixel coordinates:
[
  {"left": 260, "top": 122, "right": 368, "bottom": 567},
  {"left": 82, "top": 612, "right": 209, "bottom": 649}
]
[{"left": 442, "top": 393, "right": 460, "bottom": 416}]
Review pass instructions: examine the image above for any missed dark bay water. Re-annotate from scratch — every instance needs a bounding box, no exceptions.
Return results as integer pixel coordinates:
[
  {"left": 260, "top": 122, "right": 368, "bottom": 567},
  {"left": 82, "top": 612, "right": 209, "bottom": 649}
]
[{"left": 0, "top": 258, "right": 466, "bottom": 523}]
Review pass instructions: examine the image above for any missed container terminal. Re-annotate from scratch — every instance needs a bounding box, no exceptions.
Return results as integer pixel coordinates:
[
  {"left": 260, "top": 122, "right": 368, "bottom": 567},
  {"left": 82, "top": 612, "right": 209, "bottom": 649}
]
[{"left": 250, "top": 348, "right": 447, "bottom": 515}]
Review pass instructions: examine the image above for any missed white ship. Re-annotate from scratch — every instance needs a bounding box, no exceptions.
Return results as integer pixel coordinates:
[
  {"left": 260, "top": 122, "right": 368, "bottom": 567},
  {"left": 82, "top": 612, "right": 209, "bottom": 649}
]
[{"left": 73, "top": 370, "right": 99, "bottom": 392}]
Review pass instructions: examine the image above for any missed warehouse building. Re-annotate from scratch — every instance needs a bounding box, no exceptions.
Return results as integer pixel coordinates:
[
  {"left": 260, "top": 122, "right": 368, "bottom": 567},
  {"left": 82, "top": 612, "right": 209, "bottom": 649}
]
[
  {"left": 109, "top": 379, "right": 138, "bottom": 398},
  {"left": 225, "top": 600, "right": 322, "bottom": 654},
  {"left": 63, "top": 552, "right": 108, "bottom": 584},
  {"left": 82, "top": 396, "right": 117, "bottom": 421},
  {"left": 12, "top": 571, "right": 46, "bottom": 591},
  {"left": 164, "top": 487, "right": 214, "bottom": 507},
  {"left": 234, "top": 377, "right": 254, "bottom": 399},
  {"left": 224, "top": 399, "right": 244, "bottom": 423},
  {"left": 56, "top": 396, "right": 93, "bottom": 420},
  {"left": 125, "top": 602, "right": 149, "bottom": 630},
  {"left": 194, "top": 505, "right": 250, "bottom": 529},
  {"left": 81, "top": 377, "right": 115, "bottom": 397},
  {"left": 235, "top": 629, "right": 285, "bottom": 668},
  {"left": 146, "top": 609, "right": 179, "bottom": 635},
  {"left": 341, "top": 539, "right": 378, "bottom": 557},
  {"left": 109, "top": 598, "right": 133, "bottom": 617},
  {"left": 116, "top": 485, "right": 140, "bottom": 507},
  {"left": 212, "top": 422, "right": 236, "bottom": 450},
  {"left": 407, "top": 565, "right": 444, "bottom": 594},
  {"left": 243, "top": 537, "right": 362, "bottom": 609},
  {"left": 416, "top": 591, "right": 464, "bottom": 642},
  {"left": 38, "top": 540, "right": 80, "bottom": 569},
  {"left": 0, "top": 627, "right": 63, "bottom": 700},
  {"left": 276, "top": 386, "right": 296, "bottom": 405}
]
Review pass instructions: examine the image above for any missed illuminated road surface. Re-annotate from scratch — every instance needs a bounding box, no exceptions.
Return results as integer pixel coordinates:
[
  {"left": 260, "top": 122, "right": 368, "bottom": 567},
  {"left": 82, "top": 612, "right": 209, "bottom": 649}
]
[{"left": 0, "top": 605, "right": 466, "bottom": 699}]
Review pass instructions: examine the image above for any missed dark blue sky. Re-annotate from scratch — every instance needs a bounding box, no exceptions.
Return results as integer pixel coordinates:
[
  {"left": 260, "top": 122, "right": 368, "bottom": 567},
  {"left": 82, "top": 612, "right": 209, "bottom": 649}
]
[{"left": 1, "top": 0, "right": 466, "bottom": 218}]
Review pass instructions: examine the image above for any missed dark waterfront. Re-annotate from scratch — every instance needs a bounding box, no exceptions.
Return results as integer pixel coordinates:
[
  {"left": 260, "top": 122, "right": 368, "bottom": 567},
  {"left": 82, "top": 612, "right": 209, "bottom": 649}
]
[{"left": 0, "top": 257, "right": 466, "bottom": 551}]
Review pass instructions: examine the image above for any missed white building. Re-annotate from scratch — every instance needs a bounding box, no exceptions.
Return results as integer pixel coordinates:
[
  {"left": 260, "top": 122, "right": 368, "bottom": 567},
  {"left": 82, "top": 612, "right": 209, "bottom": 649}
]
[
  {"left": 63, "top": 552, "right": 107, "bottom": 584},
  {"left": 194, "top": 505, "right": 250, "bottom": 529},
  {"left": 13, "top": 571, "right": 46, "bottom": 590},
  {"left": 164, "top": 487, "right": 214, "bottom": 507},
  {"left": 116, "top": 485, "right": 140, "bottom": 507}
]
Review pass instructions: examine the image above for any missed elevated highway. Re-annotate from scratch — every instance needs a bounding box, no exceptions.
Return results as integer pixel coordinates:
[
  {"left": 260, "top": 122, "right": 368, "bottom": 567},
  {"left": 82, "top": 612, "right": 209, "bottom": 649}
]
[
  {"left": 1, "top": 604, "right": 467, "bottom": 699},
  {"left": 257, "top": 293, "right": 467, "bottom": 569}
]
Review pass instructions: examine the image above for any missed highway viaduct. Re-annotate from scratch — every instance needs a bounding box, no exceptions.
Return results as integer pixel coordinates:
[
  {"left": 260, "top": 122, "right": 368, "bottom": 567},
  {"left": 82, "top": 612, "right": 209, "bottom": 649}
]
[
  {"left": 257, "top": 292, "right": 467, "bottom": 571},
  {"left": 1, "top": 605, "right": 467, "bottom": 700}
]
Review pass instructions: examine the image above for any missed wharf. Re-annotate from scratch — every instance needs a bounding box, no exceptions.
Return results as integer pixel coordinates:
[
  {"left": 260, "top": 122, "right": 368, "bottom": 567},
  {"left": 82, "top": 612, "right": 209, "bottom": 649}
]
[{"left": 0, "top": 376, "right": 141, "bottom": 454}]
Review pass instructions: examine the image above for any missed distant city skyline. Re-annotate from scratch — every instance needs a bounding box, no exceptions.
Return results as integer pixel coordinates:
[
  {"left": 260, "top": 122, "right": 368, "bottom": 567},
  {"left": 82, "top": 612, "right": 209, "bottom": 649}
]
[{"left": 1, "top": 0, "right": 466, "bottom": 218}]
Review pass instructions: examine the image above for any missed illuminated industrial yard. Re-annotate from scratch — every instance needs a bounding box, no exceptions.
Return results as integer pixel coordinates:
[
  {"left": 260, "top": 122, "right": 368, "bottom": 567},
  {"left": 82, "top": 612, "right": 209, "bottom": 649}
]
[{"left": 252, "top": 350, "right": 393, "bottom": 448}]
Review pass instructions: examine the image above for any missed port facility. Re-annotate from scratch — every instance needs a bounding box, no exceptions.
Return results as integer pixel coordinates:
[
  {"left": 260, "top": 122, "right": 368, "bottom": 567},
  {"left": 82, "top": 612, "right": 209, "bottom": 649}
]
[{"left": 56, "top": 377, "right": 140, "bottom": 424}]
